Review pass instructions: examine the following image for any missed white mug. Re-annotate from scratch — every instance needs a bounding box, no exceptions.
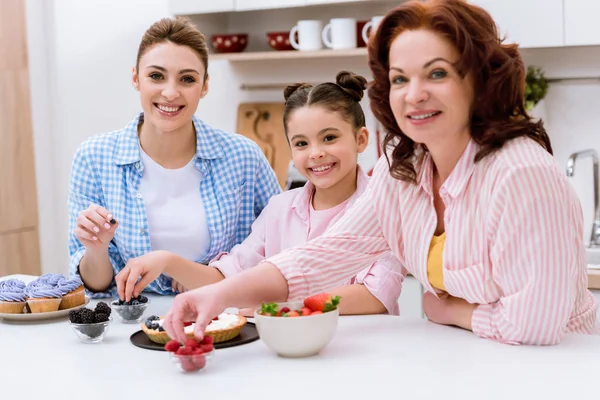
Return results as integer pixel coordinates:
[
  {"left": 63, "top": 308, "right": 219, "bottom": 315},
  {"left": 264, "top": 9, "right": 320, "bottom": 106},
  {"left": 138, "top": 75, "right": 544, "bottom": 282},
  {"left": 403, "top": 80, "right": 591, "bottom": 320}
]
[
  {"left": 322, "top": 18, "right": 357, "bottom": 50},
  {"left": 361, "top": 15, "right": 385, "bottom": 44},
  {"left": 289, "top": 20, "right": 323, "bottom": 51}
]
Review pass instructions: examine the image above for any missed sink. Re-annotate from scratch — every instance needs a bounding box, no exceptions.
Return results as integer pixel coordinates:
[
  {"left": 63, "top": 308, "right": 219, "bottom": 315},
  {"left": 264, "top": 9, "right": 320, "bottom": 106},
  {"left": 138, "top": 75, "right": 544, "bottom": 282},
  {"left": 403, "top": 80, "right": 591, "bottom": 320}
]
[{"left": 586, "top": 248, "right": 600, "bottom": 269}]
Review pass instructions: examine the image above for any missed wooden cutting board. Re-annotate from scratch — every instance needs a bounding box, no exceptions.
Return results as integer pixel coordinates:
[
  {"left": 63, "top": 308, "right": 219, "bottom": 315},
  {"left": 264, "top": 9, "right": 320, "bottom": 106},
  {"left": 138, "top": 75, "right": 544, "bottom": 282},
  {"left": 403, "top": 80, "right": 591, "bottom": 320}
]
[{"left": 236, "top": 102, "right": 291, "bottom": 189}]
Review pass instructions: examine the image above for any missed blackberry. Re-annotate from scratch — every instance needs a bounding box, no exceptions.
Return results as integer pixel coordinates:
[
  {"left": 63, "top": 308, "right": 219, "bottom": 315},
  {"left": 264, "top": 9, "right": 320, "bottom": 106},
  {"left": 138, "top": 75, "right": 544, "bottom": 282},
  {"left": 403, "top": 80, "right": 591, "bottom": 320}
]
[
  {"left": 79, "top": 308, "right": 95, "bottom": 324},
  {"left": 94, "top": 312, "right": 109, "bottom": 323},
  {"left": 95, "top": 302, "right": 111, "bottom": 316},
  {"left": 69, "top": 309, "right": 84, "bottom": 324},
  {"left": 80, "top": 324, "right": 104, "bottom": 338}
]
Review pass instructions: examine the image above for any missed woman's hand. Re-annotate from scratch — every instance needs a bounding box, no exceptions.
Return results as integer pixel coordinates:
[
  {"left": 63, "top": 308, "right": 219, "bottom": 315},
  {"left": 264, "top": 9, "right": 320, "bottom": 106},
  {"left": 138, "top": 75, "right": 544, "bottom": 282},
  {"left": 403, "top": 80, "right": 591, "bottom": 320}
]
[
  {"left": 115, "top": 250, "right": 171, "bottom": 301},
  {"left": 422, "top": 291, "right": 478, "bottom": 331},
  {"left": 74, "top": 204, "right": 118, "bottom": 250},
  {"left": 163, "top": 284, "right": 227, "bottom": 343}
]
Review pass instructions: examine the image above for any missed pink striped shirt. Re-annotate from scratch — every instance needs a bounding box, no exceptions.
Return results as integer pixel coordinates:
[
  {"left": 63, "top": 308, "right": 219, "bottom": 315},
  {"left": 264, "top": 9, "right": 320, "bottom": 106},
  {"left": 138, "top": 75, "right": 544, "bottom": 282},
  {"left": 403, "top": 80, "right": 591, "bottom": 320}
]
[
  {"left": 268, "top": 137, "right": 599, "bottom": 345},
  {"left": 210, "top": 168, "right": 405, "bottom": 314}
]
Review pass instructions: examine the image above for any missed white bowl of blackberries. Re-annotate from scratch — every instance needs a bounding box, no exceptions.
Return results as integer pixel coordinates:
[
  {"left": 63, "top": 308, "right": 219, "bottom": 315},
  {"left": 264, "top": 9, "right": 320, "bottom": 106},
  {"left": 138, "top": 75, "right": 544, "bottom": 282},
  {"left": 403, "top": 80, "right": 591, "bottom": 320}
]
[
  {"left": 69, "top": 302, "right": 112, "bottom": 344},
  {"left": 111, "top": 295, "right": 150, "bottom": 323}
]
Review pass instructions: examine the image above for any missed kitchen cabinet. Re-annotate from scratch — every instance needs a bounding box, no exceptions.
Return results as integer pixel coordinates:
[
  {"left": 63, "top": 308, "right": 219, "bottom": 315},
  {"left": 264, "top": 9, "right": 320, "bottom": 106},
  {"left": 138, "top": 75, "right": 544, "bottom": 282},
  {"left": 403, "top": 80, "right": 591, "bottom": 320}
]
[
  {"left": 564, "top": 0, "right": 600, "bottom": 46},
  {"left": 306, "top": 0, "right": 375, "bottom": 4},
  {"left": 235, "top": 0, "right": 304, "bottom": 11},
  {"left": 169, "top": 0, "right": 235, "bottom": 14},
  {"left": 469, "top": 0, "right": 563, "bottom": 48}
]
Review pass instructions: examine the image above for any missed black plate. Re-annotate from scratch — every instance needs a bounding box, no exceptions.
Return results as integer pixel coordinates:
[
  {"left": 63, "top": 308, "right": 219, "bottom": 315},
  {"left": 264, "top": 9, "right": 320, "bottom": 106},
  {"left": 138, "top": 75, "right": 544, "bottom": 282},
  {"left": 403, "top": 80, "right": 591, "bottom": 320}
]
[{"left": 130, "top": 322, "right": 259, "bottom": 351}]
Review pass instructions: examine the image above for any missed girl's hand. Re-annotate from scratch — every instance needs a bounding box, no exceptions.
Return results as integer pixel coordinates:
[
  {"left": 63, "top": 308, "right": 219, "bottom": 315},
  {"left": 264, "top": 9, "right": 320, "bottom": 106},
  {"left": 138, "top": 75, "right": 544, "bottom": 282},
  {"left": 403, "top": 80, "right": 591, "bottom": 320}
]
[
  {"left": 74, "top": 204, "right": 118, "bottom": 250},
  {"left": 422, "top": 291, "right": 478, "bottom": 331},
  {"left": 172, "top": 279, "right": 187, "bottom": 294},
  {"left": 115, "top": 250, "right": 171, "bottom": 301},
  {"left": 163, "top": 284, "right": 227, "bottom": 343}
]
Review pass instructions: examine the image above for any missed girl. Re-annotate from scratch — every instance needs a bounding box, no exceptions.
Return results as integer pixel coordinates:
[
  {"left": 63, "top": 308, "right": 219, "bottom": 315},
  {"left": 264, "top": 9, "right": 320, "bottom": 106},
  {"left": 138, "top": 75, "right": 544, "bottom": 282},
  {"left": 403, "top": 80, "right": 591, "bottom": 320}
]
[
  {"left": 116, "top": 71, "right": 404, "bottom": 315},
  {"left": 164, "top": 0, "right": 598, "bottom": 345},
  {"left": 68, "top": 17, "right": 280, "bottom": 298}
]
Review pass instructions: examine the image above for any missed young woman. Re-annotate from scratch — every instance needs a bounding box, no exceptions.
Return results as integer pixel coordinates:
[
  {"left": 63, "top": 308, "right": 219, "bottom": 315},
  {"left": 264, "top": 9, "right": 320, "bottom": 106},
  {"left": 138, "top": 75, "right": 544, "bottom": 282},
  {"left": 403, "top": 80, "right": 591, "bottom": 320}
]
[
  {"left": 68, "top": 17, "right": 280, "bottom": 298},
  {"left": 115, "top": 71, "right": 404, "bottom": 315}
]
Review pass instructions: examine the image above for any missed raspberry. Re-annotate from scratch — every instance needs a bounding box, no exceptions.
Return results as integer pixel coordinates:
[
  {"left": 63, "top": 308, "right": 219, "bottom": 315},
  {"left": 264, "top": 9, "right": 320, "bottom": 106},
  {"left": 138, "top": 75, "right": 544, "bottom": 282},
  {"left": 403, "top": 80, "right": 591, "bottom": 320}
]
[
  {"left": 193, "top": 347, "right": 204, "bottom": 355},
  {"left": 183, "top": 321, "right": 193, "bottom": 327},
  {"left": 201, "top": 344, "right": 213, "bottom": 353},
  {"left": 200, "top": 335, "right": 213, "bottom": 345},
  {"left": 180, "top": 357, "right": 198, "bottom": 372},
  {"left": 176, "top": 346, "right": 193, "bottom": 356},
  {"left": 164, "top": 340, "right": 181, "bottom": 353},
  {"left": 192, "top": 354, "right": 207, "bottom": 369},
  {"left": 185, "top": 338, "right": 198, "bottom": 350}
]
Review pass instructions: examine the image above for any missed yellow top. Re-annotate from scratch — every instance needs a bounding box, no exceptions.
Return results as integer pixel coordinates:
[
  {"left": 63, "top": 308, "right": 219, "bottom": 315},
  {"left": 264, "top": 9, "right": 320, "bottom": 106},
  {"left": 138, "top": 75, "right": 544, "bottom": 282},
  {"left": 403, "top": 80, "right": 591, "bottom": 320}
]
[{"left": 427, "top": 232, "right": 446, "bottom": 291}]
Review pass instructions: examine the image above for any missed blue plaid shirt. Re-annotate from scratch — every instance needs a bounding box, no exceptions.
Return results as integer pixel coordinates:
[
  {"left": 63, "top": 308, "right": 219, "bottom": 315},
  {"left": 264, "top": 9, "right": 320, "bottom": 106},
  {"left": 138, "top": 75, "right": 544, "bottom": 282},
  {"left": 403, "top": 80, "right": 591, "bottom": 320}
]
[{"left": 68, "top": 113, "right": 281, "bottom": 298}]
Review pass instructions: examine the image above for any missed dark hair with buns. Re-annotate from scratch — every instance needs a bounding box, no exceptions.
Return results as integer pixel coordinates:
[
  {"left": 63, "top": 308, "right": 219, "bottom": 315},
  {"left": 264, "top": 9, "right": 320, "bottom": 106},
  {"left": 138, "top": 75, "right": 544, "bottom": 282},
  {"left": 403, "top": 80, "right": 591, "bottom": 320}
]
[
  {"left": 368, "top": 0, "right": 552, "bottom": 183},
  {"left": 283, "top": 71, "right": 367, "bottom": 135}
]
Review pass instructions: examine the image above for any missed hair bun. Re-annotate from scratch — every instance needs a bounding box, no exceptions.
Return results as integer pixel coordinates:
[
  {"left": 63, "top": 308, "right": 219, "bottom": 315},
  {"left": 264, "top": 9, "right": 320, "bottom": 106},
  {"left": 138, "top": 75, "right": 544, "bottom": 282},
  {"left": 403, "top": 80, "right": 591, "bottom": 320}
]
[
  {"left": 284, "top": 83, "right": 313, "bottom": 101},
  {"left": 336, "top": 71, "right": 367, "bottom": 102}
]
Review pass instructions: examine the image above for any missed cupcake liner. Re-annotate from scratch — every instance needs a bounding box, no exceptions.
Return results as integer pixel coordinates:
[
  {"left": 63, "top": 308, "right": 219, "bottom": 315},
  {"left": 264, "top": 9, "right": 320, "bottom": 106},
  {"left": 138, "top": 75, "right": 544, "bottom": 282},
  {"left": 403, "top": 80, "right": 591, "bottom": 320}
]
[
  {"left": 27, "top": 297, "right": 62, "bottom": 313},
  {"left": 59, "top": 286, "right": 85, "bottom": 310},
  {"left": 0, "top": 301, "right": 26, "bottom": 314}
]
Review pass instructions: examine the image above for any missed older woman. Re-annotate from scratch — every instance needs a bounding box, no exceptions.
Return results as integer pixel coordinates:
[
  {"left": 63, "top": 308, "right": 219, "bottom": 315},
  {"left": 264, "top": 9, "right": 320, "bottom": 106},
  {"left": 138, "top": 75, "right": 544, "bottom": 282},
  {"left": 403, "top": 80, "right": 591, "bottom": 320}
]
[{"left": 163, "top": 0, "right": 598, "bottom": 345}]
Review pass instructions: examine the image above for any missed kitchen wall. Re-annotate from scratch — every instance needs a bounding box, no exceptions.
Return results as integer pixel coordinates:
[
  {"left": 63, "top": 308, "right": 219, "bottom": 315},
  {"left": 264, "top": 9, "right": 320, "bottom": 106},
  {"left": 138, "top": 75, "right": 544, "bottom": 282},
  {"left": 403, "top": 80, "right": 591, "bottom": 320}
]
[{"left": 26, "top": 0, "right": 600, "bottom": 274}]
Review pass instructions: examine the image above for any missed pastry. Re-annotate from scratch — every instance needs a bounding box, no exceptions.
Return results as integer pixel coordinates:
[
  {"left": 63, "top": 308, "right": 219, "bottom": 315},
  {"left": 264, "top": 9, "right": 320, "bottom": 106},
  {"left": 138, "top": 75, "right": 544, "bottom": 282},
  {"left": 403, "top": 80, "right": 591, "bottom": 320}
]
[{"left": 141, "top": 312, "right": 247, "bottom": 345}]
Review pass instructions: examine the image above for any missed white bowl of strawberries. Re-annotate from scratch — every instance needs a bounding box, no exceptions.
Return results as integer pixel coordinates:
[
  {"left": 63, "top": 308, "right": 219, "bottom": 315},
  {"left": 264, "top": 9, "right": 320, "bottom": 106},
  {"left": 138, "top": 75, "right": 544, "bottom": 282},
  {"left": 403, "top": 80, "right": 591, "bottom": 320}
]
[{"left": 254, "top": 292, "right": 340, "bottom": 358}]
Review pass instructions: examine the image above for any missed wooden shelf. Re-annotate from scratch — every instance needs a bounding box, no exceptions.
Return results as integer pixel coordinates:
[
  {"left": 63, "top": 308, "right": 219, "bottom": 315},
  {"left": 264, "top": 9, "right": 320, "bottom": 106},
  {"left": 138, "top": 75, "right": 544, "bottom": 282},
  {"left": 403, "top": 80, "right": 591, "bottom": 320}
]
[{"left": 210, "top": 47, "right": 368, "bottom": 61}]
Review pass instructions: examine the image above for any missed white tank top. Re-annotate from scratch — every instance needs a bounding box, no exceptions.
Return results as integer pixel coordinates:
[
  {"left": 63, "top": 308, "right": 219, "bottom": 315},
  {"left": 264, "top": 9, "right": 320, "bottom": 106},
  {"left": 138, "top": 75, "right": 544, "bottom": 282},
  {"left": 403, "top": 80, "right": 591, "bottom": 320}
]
[{"left": 138, "top": 149, "right": 210, "bottom": 261}]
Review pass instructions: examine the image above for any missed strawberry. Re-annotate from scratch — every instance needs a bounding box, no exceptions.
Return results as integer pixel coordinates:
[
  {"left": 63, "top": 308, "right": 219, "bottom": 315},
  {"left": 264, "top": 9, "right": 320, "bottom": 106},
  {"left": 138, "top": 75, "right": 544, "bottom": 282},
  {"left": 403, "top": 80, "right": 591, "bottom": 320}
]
[
  {"left": 183, "top": 321, "right": 193, "bottom": 327},
  {"left": 185, "top": 338, "right": 199, "bottom": 350},
  {"left": 288, "top": 310, "right": 300, "bottom": 317},
  {"left": 201, "top": 335, "right": 213, "bottom": 345},
  {"left": 212, "top": 316, "right": 219, "bottom": 321},
  {"left": 164, "top": 340, "right": 181, "bottom": 352},
  {"left": 300, "top": 307, "right": 312, "bottom": 316},
  {"left": 260, "top": 302, "right": 279, "bottom": 316},
  {"left": 304, "top": 293, "right": 340, "bottom": 313},
  {"left": 311, "top": 311, "right": 323, "bottom": 315},
  {"left": 176, "top": 346, "right": 193, "bottom": 356},
  {"left": 280, "top": 307, "right": 290, "bottom": 314}
]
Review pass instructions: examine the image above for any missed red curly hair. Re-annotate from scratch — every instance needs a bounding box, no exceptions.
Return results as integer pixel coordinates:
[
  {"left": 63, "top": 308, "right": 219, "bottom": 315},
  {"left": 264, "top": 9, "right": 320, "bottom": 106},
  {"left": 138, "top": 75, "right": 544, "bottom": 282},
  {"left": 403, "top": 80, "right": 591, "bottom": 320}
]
[{"left": 368, "top": 0, "right": 551, "bottom": 182}]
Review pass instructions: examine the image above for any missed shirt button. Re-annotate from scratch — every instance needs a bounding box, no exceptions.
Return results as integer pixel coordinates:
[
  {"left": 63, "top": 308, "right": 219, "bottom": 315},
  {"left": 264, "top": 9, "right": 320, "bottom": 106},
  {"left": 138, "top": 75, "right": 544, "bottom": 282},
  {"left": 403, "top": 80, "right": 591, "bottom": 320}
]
[
  {"left": 136, "top": 162, "right": 142, "bottom": 170},
  {"left": 137, "top": 193, "right": 142, "bottom": 199}
]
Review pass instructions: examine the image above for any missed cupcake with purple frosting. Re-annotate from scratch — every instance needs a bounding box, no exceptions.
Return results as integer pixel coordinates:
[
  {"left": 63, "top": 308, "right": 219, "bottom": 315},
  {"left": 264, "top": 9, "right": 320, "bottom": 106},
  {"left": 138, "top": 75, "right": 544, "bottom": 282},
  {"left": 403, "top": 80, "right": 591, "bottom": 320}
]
[
  {"left": 57, "top": 275, "right": 85, "bottom": 310},
  {"left": 0, "top": 279, "right": 26, "bottom": 291},
  {"left": 0, "top": 288, "right": 27, "bottom": 314},
  {"left": 26, "top": 284, "right": 63, "bottom": 313}
]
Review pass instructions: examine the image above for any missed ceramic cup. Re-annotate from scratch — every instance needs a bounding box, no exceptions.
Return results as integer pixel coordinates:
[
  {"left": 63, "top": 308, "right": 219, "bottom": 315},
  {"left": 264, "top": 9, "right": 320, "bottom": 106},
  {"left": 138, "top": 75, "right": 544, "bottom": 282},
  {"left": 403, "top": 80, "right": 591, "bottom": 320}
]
[
  {"left": 289, "top": 20, "right": 324, "bottom": 51},
  {"left": 322, "top": 18, "right": 357, "bottom": 50}
]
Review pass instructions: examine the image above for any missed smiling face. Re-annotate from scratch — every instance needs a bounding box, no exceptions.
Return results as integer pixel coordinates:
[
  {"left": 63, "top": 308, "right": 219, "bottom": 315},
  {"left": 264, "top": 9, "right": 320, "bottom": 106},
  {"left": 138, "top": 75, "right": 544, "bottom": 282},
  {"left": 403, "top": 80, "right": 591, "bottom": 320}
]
[
  {"left": 132, "top": 41, "right": 208, "bottom": 133},
  {"left": 286, "top": 106, "right": 368, "bottom": 191},
  {"left": 387, "top": 29, "right": 474, "bottom": 151}
]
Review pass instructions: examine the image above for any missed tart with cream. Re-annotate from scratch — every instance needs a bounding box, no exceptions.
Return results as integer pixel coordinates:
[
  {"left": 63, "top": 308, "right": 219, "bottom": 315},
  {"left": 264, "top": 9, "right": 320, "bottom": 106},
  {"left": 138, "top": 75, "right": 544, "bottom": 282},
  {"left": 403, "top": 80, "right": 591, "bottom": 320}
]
[{"left": 141, "top": 312, "right": 247, "bottom": 345}]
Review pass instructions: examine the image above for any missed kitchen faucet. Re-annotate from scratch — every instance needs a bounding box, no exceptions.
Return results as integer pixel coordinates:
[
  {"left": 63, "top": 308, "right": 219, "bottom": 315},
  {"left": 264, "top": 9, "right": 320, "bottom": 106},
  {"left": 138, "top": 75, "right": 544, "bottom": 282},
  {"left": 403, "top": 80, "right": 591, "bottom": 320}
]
[{"left": 566, "top": 149, "right": 600, "bottom": 247}]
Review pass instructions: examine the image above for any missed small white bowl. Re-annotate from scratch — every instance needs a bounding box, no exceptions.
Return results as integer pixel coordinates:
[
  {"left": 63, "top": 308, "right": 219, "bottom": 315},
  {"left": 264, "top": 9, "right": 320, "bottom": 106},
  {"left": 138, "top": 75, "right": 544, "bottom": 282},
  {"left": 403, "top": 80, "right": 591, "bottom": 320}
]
[{"left": 254, "top": 301, "right": 339, "bottom": 358}]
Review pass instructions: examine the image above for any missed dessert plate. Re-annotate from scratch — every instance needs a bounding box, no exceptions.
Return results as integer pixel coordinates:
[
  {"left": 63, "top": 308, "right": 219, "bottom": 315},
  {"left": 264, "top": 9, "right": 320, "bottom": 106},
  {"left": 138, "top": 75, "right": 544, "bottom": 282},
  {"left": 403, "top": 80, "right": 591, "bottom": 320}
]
[
  {"left": 0, "top": 297, "right": 90, "bottom": 321},
  {"left": 130, "top": 322, "right": 260, "bottom": 351}
]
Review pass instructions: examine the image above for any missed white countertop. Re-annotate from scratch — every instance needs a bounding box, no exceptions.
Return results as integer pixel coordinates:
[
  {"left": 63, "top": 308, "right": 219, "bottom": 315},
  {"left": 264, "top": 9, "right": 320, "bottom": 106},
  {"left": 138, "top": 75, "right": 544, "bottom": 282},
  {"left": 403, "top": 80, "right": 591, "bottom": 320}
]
[{"left": 1, "top": 295, "right": 599, "bottom": 400}]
